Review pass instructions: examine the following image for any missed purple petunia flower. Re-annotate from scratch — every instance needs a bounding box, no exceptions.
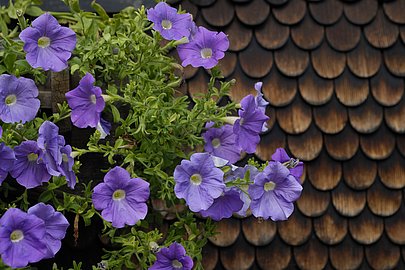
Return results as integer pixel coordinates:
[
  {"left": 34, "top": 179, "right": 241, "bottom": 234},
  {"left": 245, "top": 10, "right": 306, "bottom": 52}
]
[
  {"left": 254, "top": 82, "right": 269, "bottom": 132},
  {"left": 0, "top": 74, "right": 40, "bottom": 123},
  {"left": 149, "top": 242, "right": 193, "bottom": 270},
  {"left": 233, "top": 95, "right": 269, "bottom": 154},
  {"left": 59, "top": 145, "right": 76, "bottom": 189},
  {"left": 174, "top": 153, "right": 225, "bottom": 212},
  {"left": 19, "top": 13, "right": 76, "bottom": 72},
  {"left": 65, "top": 73, "right": 105, "bottom": 128},
  {"left": 27, "top": 203, "right": 69, "bottom": 259},
  {"left": 97, "top": 117, "right": 111, "bottom": 139},
  {"left": 199, "top": 189, "right": 243, "bottom": 221},
  {"left": 248, "top": 161, "right": 303, "bottom": 221},
  {"left": 92, "top": 166, "right": 150, "bottom": 228},
  {"left": 11, "top": 140, "right": 51, "bottom": 188},
  {"left": 0, "top": 143, "right": 15, "bottom": 185},
  {"left": 177, "top": 26, "right": 229, "bottom": 69},
  {"left": 0, "top": 208, "right": 48, "bottom": 268},
  {"left": 202, "top": 124, "right": 241, "bottom": 164},
  {"left": 0, "top": 126, "right": 2, "bottom": 138},
  {"left": 37, "top": 121, "right": 62, "bottom": 176},
  {"left": 225, "top": 165, "right": 260, "bottom": 217},
  {"left": 147, "top": 2, "right": 195, "bottom": 41},
  {"left": 271, "top": 148, "right": 303, "bottom": 183}
]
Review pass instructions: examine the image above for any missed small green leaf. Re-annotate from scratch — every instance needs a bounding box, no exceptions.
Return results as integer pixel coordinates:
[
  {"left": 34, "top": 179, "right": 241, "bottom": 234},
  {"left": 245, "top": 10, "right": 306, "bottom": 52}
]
[
  {"left": 25, "top": 6, "right": 43, "bottom": 17},
  {"left": 110, "top": 104, "right": 121, "bottom": 123}
]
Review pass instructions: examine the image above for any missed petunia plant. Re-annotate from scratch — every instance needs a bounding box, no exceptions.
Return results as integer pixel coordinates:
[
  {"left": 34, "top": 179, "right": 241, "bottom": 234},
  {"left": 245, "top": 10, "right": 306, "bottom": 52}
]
[{"left": 0, "top": 0, "right": 303, "bottom": 269}]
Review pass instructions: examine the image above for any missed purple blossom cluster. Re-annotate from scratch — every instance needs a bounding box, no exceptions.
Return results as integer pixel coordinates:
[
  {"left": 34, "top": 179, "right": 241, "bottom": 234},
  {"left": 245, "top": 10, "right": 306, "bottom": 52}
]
[
  {"left": 147, "top": 2, "right": 229, "bottom": 69},
  {"left": 174, "top": 148, "right": 303, "bottom": 221},
  {"left": 0, "top": 121, "right": 77, "bottom": 189},
  {"left": 0, "top": 203, "right": 69, "bottom": 268}
]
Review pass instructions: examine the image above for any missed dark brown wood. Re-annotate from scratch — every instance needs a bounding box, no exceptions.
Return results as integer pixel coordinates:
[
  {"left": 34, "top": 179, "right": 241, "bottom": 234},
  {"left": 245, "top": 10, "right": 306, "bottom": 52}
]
[
  {"left": 274, "top": 39, "right": 309, "bottom": 77},
  {"left": 201, "top": 242, "right": 218, "bottom": 270},
  {"left": 347, "top": 36, "right": 382, "bottom": 78},
  {"left": 187, "top": 69, "right": 209, "bottom": 98},
  {"left": 201, "top": 0, "right": 234, "bottom": 27},
  {"left": 364, "top": 9, "right": 399, "bottom": 49},
  {"left": 218, "top": 52, "right": 237, "bottom": 78},
  {"left": 241, "top": 216, "right": 276, "bottom": 246},
  {"left": 385, "top": 203, "right": 405, "bottom": 245},
  {"left": 291, "top": 13, "right": 324, "bottom": 50},
  {"left": 220, "top": 235, "right": 255, "bottom": 270},
  {"left": 309, "top": 0, "right": 343, "bottom": 25},
  {"left": 311, "top": 41, "right": 346, "bottom": 79},
  {"left": 262, "top": 68, "right": 297, "bottom": 107},
  {"left": 298, "top": 65, "right": 333, "bottom": 106},
  {"left": 208, "top": 218, "right": 240, "bottom": 247},
  {"left": 314, "top": 206, "right": 347, "bottom": 245},
  {"left": 272, "top": 0, "right": 306, "bottom": 25},
  {"left": 228, "top": 65, "right": 256, "bottom": 102},
  {"left": 348, "top": 95, "right": 383, "bottom": 134},
  {"left": 179, "top": 0, "right": 198, "bottom": 18},
  {"left": 294, "top": 236, "right": 328, "bottom": 270},
  {"left": 255, "top": 14, "right": 289, "bottom": 50},
  {"left": 378, "top": 150, "right": 405, "bottom": 189},
  {"left": 365, "top": 234, "right": 401, "bottom": 270},
  {"left": 239, "top": 37, "right": 273, "bottom": 78},
  {"left": 256, "top": 123, "right": 286, "bottom": 161},
  {"left": 265, "top": 0, "right": 288, "bottom": 5},
  {"left": 307, "top": 150, "right": 341, "bottom": 191},
  {"left": 329, "top": 236, "right": 364, "bottom": 270},
  {"left": 348, "top": 206, "right": 383, "bottom": 244},
  {"left": 335, "top": 69, "right": 369, "bottom": 107},
  {"left": 189, "top": 0, "right": 216, "bottom": 7},
  {"left": 383, "top": 39, "right": 405, "bottom": 77},
  {"left": 332, "top": 181, "right": 366, "bottom": 217},
  {"left": 367, "top": 179, "right": 402, "bottom": 217},
  {"left": 235, "top": 0, "right": 270, "bottom": 26},
  {"left": 360, "top": 123, "right": 395, "bottom": 160},
  {"left": 225, "top": 18, "right": 252, "bottom": 52},
  {"left": 277, "top": 95, "right": 312, "bottom": 134},
  {"left": 343, "top": 150, "right": 377, "bottom": 190},
  {"left": 256, "top": 235, "right": 291, "bottom": 270},
  {"left": 383, "top": 0, "right": 405, "bottom": 24},
  {"left": 313, "top": 95, "right": 347, "bottom": 134},
  {"left": 296, "top": 180, "right": 330, "bottom": 217},
  {"left": 325, "top": 16, "right": 361, "bottom": 52},
  {"left": 277, "top": 209, "right": 312, "bottom": 246},
  {"left": 288, "top": 123, "right": 323, "bottom": 161},
  {"left": 397, "top": 135, "right": 405, "bottom": 158},
  {"left": 343, "top": 0, "right": 378, "bottom": 25},
  {"left": 324, "top": 125, "right": 359, "bottom": 160},
  {"left": 385, "top": 97, "right": 405, "bottom": 134},
  {"left": 370, "top": 65, "right": 403, "bottom": 107}
]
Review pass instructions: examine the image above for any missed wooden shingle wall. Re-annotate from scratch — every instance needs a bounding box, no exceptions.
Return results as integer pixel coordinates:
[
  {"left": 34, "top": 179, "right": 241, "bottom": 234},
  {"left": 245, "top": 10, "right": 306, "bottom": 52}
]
[{"left": 169, "top": 0, "right": 405, "bottom": 269}]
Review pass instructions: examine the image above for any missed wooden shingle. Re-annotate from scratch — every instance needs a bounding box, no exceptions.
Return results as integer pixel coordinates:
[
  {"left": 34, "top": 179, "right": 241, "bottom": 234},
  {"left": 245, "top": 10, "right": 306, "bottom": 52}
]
[
  {"left": 311, "top": 41, "right": 346, "bottom": 79},
  {"left": 332, "top": 182, "right": 366, "bottom": 217},
  {"left": 291, "top": 13, "right": 324, "bottom": 50},
  {"left": 309, "top": 0, "right": 343, "bottom": 25},
  {"left": 364, "top": 9, "right": 399, "bottom": 49},
  {"left": 255, "top": 14, "right": 289, "bottom": 50},
  {"left": 349, "top": 206, "right": 384, "bottom": 244},
  {"left": 343, "top": 150, "right": 377, "bottom": 190},
  {"left": 343, "top": 0, "right": 378, "bottom": 25},
  {"left": 370, "top": 65, "right": 403, "bottom": 107},
  {"left": 299, "top": 65, "right": 333, "bottom": 106},
  {"left": 313, "top": 95, "right": 347, "bottom": 134},
  {"left": 307, "top": 150, "right": 341, "bottom": 191},
  {"left": 347, "top": 36, "right": 382, "bottom": 78},
  {"left": 234, "top": 0, "right": 269, "bottom": 26},
  {"left": 262, "top": 68, "right": 297, "bottom": 107},
  {"left": 239, "top": 37, "right": 273, "bottom": 78},
  {"left": 365, "top": 234, "right": 401, "bottom": 270},
  {"left": 348, "top": 95, "right": 383, "bottom": 134},
  {"left": 274, "top": 39, "right": 310, "bottom": 77},
  {"left": 335, "top": 69, "right": 369, "bottom": 107},
  {"left": 325, "top": 16, "right": 361, "bottom": 52},
  {"left": 241, "top": 216, "right": 276, "bottom": 246},
  {"left": 272, "top": 0, "right": 306, "bottom": 25}
]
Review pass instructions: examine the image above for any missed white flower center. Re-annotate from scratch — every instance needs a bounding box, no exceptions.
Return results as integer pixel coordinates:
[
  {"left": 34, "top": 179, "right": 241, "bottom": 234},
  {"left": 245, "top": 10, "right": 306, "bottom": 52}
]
[
  {"left": 190, "top": 173, "right": 202, "bottom": 185},
  {"left": 5, "top": 94, "right": 17, "bottom": 106},
  {"left": 172, "top": 259, "right": 183, "bottom": 269},
  {"left": 161, "top": 19, "right": 172, "bottom": 30},
  {"left": 200, "top": 48, "right": 213, "bottom": 59},
  {"left": 38, "top": 36, "right": 51, "bottom": 48},
  {"left": 10, "top": 230, "right": 24, "bottom": 243},
  {"left": 264, "top": 181, "right": 276, "bottom": 192},
  {"left": 112, "top": 189, "right": 126, "bottom": 201},
  {"left": 27, "top": 153, "right": 38, "bottom": 162},
  {"left": 212, "top": 138, "right": 221, "bottom": 149},
  {"left": 90, "top": 94, "right": 97, "bottom": 104}
]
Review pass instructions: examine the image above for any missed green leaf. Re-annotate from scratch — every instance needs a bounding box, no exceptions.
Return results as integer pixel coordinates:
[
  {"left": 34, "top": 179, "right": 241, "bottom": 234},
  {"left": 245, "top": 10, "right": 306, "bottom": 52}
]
[
  {"left": 25, "top": 5, "right": 43, "bottom": 17},
  {"left": 4, "top": 53, "right": 16, "bottom": 71},
  {"left": 91, "top": 1, "right": 109, "bottom": 20},
  {"left": 38, "top": 190, "right": 53, "bottom": 203},
  {"left": 110, "top": 104, "right": 121, "bottom": 123}
]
